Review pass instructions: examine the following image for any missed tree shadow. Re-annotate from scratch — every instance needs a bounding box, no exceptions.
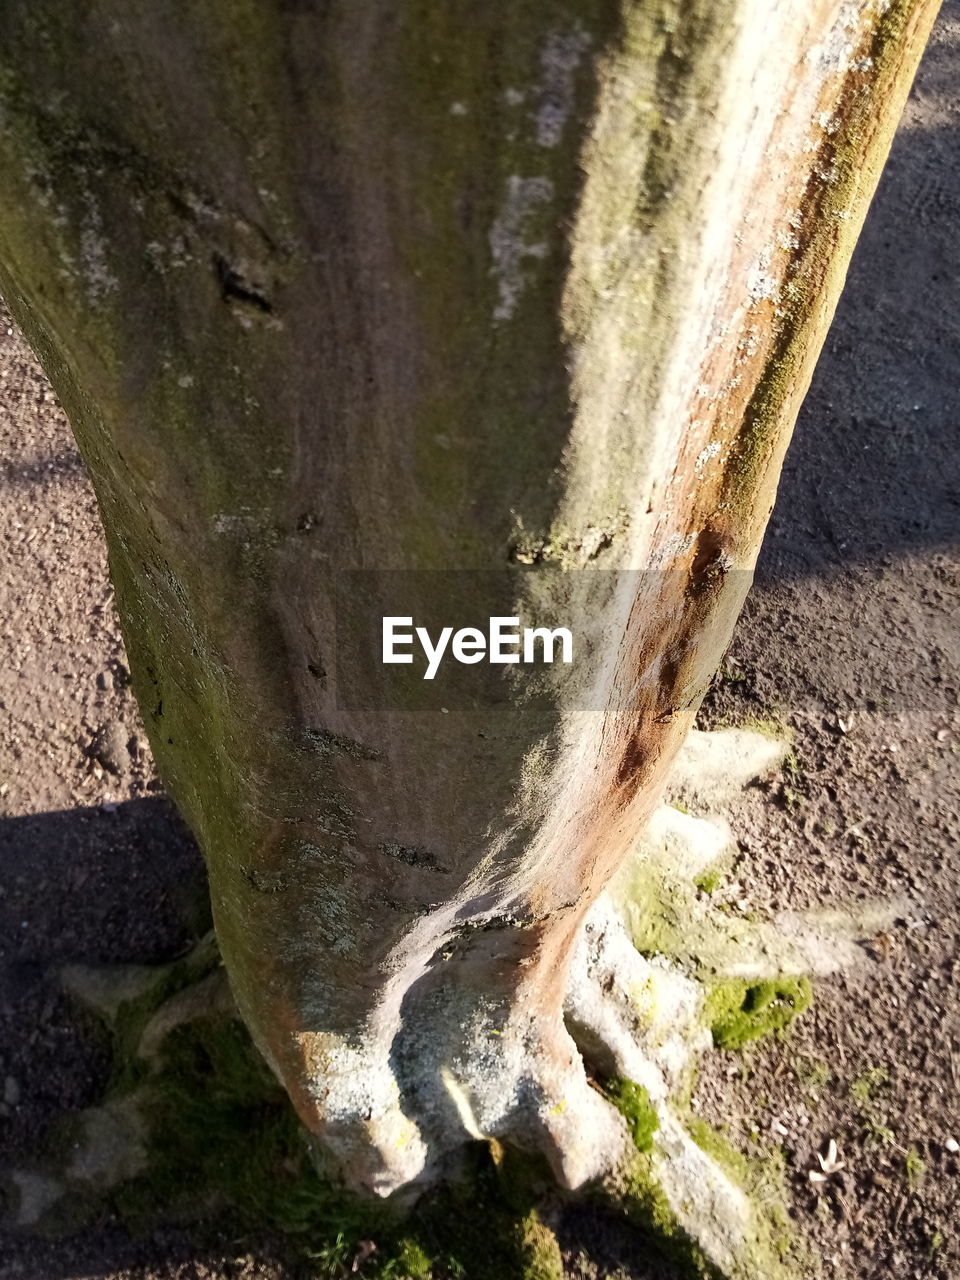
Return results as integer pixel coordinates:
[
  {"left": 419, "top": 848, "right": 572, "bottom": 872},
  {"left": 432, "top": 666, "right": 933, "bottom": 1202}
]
[
  {"left": 0, "top": 1218, "right": 296, "bottom": 1280},
  {"left": 0, "top": 798, "right": 280, "bottom": 1276},
  {"left": 0, "top": 449, "right": 86, "bottom": 491},
  {"left": 760, "top": 100, "right": 960, "bottom": 579},
  {"left": 0, "top": 797, "right": 209, "bottom": 1157}
]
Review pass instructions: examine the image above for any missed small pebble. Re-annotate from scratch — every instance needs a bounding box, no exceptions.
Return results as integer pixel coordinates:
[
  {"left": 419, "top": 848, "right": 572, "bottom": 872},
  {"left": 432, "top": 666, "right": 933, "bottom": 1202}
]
[
  {"left": 4, "top": 1076, "right": 21, "bottom": 1107},
  {"left": 89, "top": 720, "right": 130, "bottom": 776}
]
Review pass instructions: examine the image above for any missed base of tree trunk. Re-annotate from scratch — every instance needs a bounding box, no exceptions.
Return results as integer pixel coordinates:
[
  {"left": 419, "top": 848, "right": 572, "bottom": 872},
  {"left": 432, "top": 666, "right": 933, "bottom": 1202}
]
[{"left": 4, "top": 727, "right": 899, "bottom": 1279}]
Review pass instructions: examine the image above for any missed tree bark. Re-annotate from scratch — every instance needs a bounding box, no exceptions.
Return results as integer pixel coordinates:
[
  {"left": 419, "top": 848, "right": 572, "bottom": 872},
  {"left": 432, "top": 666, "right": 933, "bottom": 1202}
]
[{"left": 0, "top": 0, "right": 938, "bottom": 1202}]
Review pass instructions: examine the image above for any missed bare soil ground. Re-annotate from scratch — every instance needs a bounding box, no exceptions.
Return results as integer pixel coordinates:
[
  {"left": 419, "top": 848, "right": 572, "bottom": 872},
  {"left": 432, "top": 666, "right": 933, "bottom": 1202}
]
[{"left": 1, "top": 7, "right": 959, "bottom": 1278}]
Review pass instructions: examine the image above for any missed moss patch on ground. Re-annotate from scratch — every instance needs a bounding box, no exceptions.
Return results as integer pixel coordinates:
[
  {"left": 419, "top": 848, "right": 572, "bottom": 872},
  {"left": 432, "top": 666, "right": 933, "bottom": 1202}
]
[{"left": 704, "top": 978, "right": 812, "bottom": 1050}]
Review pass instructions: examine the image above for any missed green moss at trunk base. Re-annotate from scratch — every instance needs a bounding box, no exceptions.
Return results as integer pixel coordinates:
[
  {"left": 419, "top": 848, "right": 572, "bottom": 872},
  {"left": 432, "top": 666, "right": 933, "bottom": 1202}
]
[
  {"left": 600, "top": 1133, "right": 799, "bottom": 1279},
  {"left": 388, "top": 1238, "right": 434, "bottom": 1278},
  {"left": 600, "top": 1158, "right": 725, "bottom": 1280},
  {"left": 517, "top": 1211, "right": 566, "bottom": 1280},
  {"left": 123, "top": 1034, "right": 567, "bottom": 1278},
  {"left": 682, "top": 1118, "right": 805, "bottom": 1277},
  {"left": 110, "top": 1015, "right": 388, "bottom": 1249},
  {"left": 47, "top": 960, "right": 574, "bottom": 1279},
  {"left": 597, "top": 1115, "right": 800, "bottom": 1280},
  {"left": 704, "top": 978, "right": 812, "bottom": 1050},
  {"left": 124, "top": 1019, "right": 571, "bottom": 1278},
  {"left": 604, "top": 1078, "right": 660, "bottom": 1152},
  {"left": 411, "top": 1143, "right": 565, "bottom": 1280},
  {"left": 694, "top": 867, "right": 723, "bottom": 895},
  {"left": 49, "top": 949, "right": 809, "bottom": 1278},
  {"left": 684, "top": 1118, "right": 752, "bottom": 1188}
]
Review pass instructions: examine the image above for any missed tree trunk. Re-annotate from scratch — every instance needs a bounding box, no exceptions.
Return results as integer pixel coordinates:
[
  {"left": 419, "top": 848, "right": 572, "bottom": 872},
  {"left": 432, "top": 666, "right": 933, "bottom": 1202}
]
[{"left": 0, "top": 0, "right": 937, "bottom": 1207}]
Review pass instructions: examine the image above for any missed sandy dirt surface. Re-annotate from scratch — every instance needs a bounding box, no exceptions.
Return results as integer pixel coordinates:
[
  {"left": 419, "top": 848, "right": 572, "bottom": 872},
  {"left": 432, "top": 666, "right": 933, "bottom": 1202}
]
[{"left": 1, "top": 6, "right": 959, "bottom": 1279}]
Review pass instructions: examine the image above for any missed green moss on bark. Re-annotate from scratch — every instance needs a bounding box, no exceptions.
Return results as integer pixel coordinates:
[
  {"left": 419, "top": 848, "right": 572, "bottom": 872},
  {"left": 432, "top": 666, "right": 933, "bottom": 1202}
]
[{"left": 605, "top": 1078, "right": 660, "bottom": 1152}]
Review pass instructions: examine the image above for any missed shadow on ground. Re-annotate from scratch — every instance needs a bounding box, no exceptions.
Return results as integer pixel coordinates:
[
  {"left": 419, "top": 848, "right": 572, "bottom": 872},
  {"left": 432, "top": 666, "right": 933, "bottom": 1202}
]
[
  {"left": 0, "top": 799, "right": 209, "bottom": 1146},
  {"left": 761, "top": 110, "right": 960, "bottom": 578}
]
